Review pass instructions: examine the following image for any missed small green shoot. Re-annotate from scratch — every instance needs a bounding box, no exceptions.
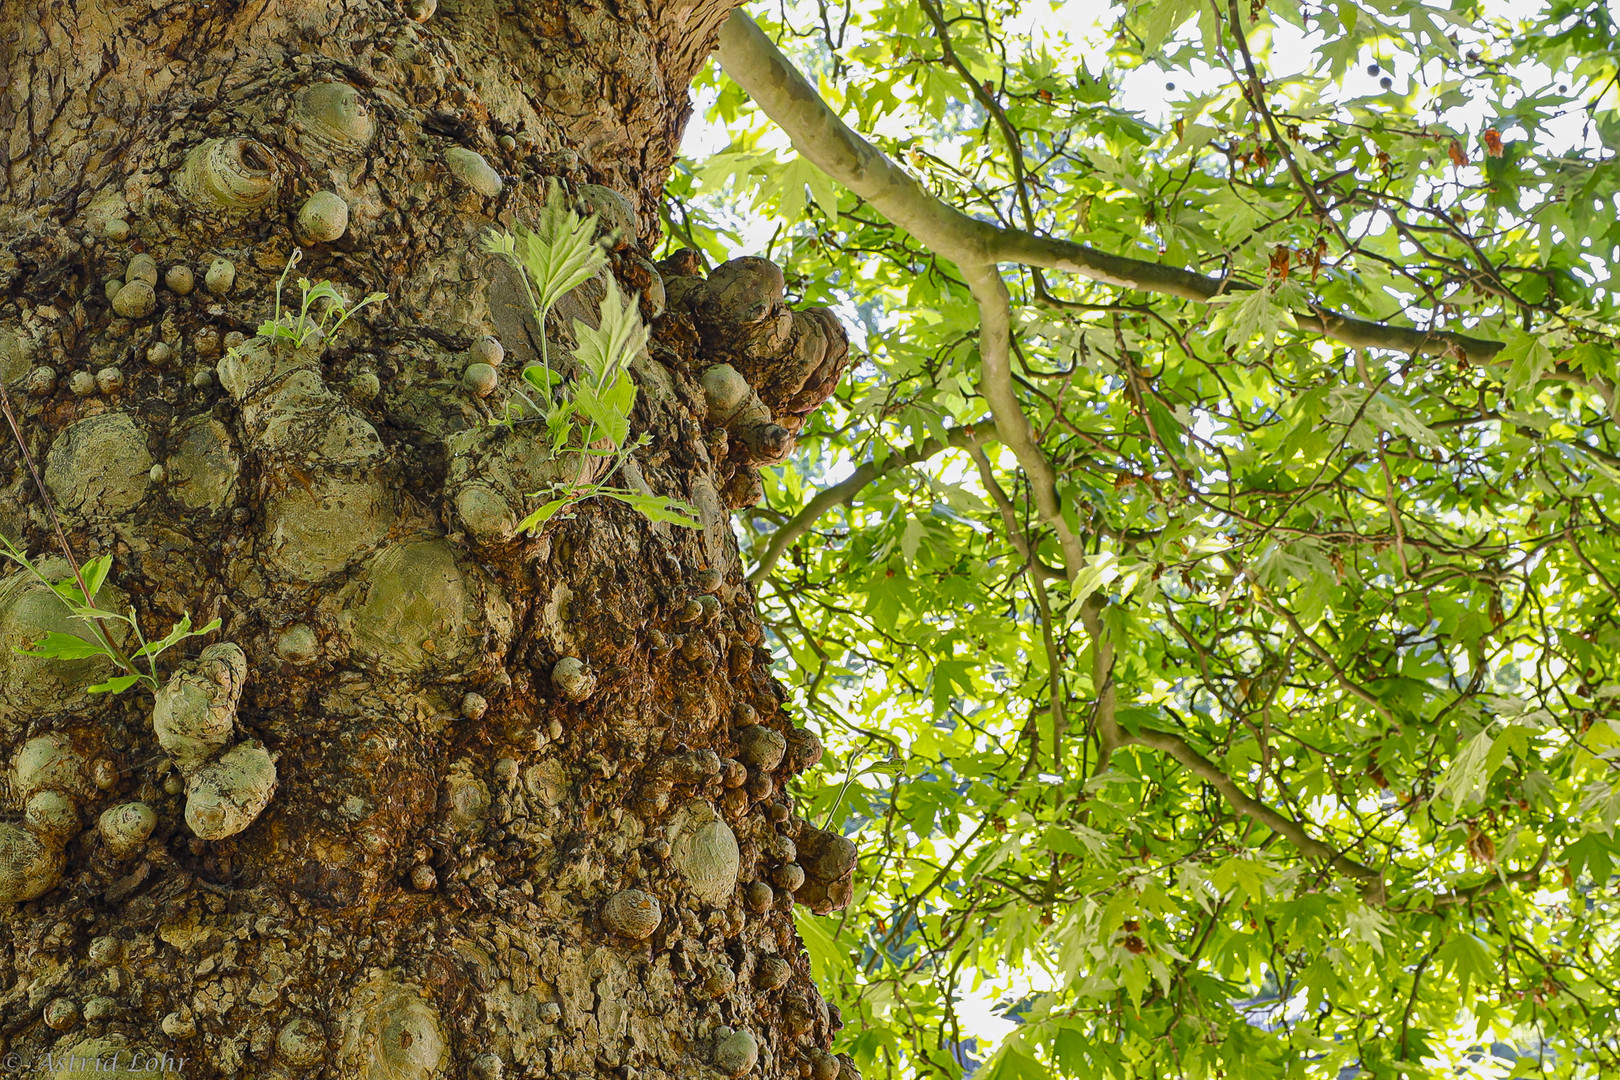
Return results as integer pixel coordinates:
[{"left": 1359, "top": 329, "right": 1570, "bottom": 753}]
[
  {"left": 0, "top": 534, "right": 220, "bottom": 695},
  {"left": 482, "top": 185, "right": 701, "bottom": 533},
  {"left": 252, "top": 248, "right": 387, "bottom": 351}
]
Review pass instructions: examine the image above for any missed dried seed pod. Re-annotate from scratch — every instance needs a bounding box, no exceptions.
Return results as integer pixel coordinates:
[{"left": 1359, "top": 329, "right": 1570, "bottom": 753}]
[
  {"left": 470, "top": 336, "right": 504, "bottom": 367},
  {"left": 754, "top": 956, "right": 791, "bottom": 990},
  {"left": 713, "top": 1029, "right": 759, "bottom": 1077},
  {"left": 98, "top": 802, "right": 157, "bottom": 858},
  {"left": 23, "top": 791, "right": 79, "bottom": 845},
  {"left": 463, "top": 362, "right": 498, "bottom": 397},
  {"left": 124, "top": 253, "right": 158, "bottom": 286},
  {"left": 736, "top": 725, "right": 787, "bottom": 772},
  {"left": 184, "top": 741, "right": 278, "bottom": 840},
  {"left": 0, "top": 823, "right": 65, "bottom": 903},
  {"left": 444, "top": 147, "right": 502, "bottom": 197},
  {"left": 165, "top": 264, "right": 194, "bottom": 295},
  {"left": 291, "top": 82, "right": 375, "bottom": 157},
  {"left": 743, "top": 881, "right": 774, "bottom": 913},
  {"left": 600, "top": 888, "right": 662, "bottom": 939},
  {"left": 111, "top": 280, "right": 156, "bottom": 318},
  {"left": 296, "top": 191, "right": 349, "bottom": 243},
  {"left": 180, "top": 138, "right": 280, "bottom": 215},
  {"left": 550, "top": 656, "right": 596, "bottom": 702},
  {"left": 204, "top": 258, "right": 236, "bottom": 296}
]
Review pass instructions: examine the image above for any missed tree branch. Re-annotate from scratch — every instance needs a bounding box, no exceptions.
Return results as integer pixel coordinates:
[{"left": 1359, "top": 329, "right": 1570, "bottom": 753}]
[
  {"left": 747, "top": 422, "right": 997, "bottom": 583},
  {"left": 1123, "top": 725, "right": 1384, "bottom": 892},
  {"left": 715, "top": 11, "right": 1505, "bottom": 362}
]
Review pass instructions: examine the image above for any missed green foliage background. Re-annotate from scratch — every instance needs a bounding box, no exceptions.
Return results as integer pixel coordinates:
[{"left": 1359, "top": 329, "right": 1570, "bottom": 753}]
[{"left": 669, "top": 0, "right": 1620, "bottom": 1075}]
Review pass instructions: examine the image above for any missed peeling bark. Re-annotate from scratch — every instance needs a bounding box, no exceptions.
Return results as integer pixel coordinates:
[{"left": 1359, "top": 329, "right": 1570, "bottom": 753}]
[{"left": 0, "top": 4, "right": 858, "bottom": 1078}]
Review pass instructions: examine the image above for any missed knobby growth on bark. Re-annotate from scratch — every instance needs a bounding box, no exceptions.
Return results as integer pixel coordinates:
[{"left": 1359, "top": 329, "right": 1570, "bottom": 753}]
[{"left": 0, "top": 3, "right": 860, "bottom": 1079}]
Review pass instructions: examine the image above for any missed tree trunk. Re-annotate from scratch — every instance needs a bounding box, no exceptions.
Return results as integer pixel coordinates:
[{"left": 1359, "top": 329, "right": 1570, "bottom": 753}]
[{"left": 0, "top": 4, "right": 856, "bottom": 1079}]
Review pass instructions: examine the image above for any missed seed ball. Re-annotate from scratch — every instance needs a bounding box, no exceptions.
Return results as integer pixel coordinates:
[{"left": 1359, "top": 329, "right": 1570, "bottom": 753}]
[
  {"left": 25, "top": 366, "right": 56, "bottom": 396},
  {"left": 147, "top": 341, "right": 174, "bottom": 366},
  {"left": 103, "top": 278, "right": 125, "bottom": 303},
  {"left": 461, "top": 692, "right": 489, "bottom": 721},
  {"left": 347, "top": 370, "right": 381, "bottom": 403},
  {"left": 767, "top": 802, "right": 791, "bottom": 823},
  {"left": 164, "top": 773, "right": 184, "bottom": 796},
  {"left": 743, "top": 880, "right": 774, "bottom": 913},
  {"left": 754, "top": 956, "right": 791, "bottom": 990},
  {"left": 411, "top": 863, "right": 438, "bottom": 890},
  {"left": 773, "top": 862, "right": 806, "bottom": 892},
  {"left": 695, "top": 594, "right": 722, "bottom": 622},
  {"left": 772, "top": 835, "right": 797, "bottom": 863},
  {"left": 497, "top": 134, "right": 517, "bottom": 153},
  {"left": 677, "top": 598, "right": 704, "bottom": 622},
  {"left": 125, "top": 253, "right": 158, "bottom": 286},
  {"left": 95, "top": 367, "right": 124, "bottom": 394},
  {"left": 224, "top": 330, "right": 247, "bottom": 350},
  {"left": 165, "top": 264, "right": 195, "bottom": 295},
  {"left": 463, "top": 362, "right": 498, "bottom": 397},
  {"left": 191, "top": 368, "right": 214, "bottom": 391},
  {"left": 69, "top": 371, "right": 97, "bottom": 396},
  {"left": 470, "top": 335, "right": 504, "bottom": 367},
  {"left": 204, "top": 257, "right": 236, "bottom": 295},
  {"left": 112, "top": 280, "right": 156, "bottom": 318},
  {"left": 737, "top": 725, "right": 788, "bottom": 771},
  {"left": 693, "top": 567, "right": 724, "bottom": 594},
  {"left": 296, "top": 191, "right": 350, "bottom": 244},
  {"left": 43, "top": 997, "right": 79, "bottom": 1030},
  {"left": 102, "top": 218, "right": 131, "bottom": 241},
  {"left": 600, "top": 888, "right": 662, "bottom": 939}
]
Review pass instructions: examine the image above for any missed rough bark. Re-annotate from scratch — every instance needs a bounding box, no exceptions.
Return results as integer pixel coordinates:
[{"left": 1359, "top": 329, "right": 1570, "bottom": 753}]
[{"left": 0, "top": 3, "right": 856, "bottom": 1079}]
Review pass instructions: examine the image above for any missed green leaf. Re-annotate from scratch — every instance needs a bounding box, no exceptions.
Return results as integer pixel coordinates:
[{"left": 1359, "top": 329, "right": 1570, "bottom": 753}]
[
  {"left": 596, "top": 489, "right": 704, "bottom": 528},
  {"left": 16, "top": 631, "right": 110, "bottom": 661},
  {"left": 86, "top": 673, "right": 142, "bottom": 695}
]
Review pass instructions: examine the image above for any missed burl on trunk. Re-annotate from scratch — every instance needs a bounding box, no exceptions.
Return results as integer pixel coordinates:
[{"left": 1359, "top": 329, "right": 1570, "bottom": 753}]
[{"left": 0, "top": 3, "right": 856, "bottom": 1078}]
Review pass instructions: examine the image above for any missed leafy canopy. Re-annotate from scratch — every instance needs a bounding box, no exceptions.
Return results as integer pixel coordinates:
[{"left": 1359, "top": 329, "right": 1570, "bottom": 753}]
[{"left": 671, "top": 0, "right": 1620, "bottom": 1076}]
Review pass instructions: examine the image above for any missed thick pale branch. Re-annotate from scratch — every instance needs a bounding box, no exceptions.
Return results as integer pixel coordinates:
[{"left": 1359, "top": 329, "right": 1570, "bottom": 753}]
[
  {"left": 747, "top": 423, "right": 996, "bottom": 583},
  {"left": 716, "top": 11, "right": 1505, "bottom": 363}
]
